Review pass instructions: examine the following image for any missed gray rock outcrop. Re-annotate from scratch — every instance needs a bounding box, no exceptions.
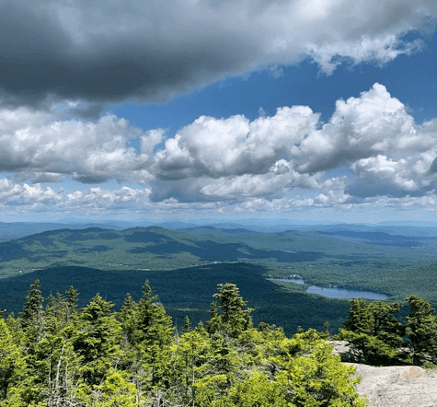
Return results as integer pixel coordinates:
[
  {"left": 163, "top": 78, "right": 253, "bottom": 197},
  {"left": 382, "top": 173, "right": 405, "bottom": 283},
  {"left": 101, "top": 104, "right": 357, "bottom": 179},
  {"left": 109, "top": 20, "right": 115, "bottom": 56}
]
[
  {"left": 350, "top": 364, "right": 437, "bottom": 407},
  {"left": 329, "top": 341, "right": 437, "bottom": 406}
]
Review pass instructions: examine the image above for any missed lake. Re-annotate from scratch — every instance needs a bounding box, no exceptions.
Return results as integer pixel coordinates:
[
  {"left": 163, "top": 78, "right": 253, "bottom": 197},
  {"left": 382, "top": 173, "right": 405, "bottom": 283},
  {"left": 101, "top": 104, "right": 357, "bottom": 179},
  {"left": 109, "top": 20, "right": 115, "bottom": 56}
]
[{"left": 266, "top": 278, "right": 389, "bottom": 300}]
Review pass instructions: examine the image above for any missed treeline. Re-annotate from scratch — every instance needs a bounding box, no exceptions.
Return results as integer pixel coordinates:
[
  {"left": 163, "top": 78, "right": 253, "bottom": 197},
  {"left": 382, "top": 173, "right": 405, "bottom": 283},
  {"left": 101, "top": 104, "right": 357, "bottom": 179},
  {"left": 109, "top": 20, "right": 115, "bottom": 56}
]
[
  {"left": 340, "top": 296, "right": 437, "bottom": 367},
  {"left": 0, "top": 264, "right": 352, "bottom": 336},
  {"left": 0, "top": 280, "right": 366, "bottom": 406}
]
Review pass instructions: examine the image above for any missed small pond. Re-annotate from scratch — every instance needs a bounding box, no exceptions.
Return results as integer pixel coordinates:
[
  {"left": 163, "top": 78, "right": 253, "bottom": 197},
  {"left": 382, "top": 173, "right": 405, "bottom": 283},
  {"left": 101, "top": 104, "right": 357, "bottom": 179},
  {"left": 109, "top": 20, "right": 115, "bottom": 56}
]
[{"left": 266, "top": 278, "right": 388, "bottom": 300}]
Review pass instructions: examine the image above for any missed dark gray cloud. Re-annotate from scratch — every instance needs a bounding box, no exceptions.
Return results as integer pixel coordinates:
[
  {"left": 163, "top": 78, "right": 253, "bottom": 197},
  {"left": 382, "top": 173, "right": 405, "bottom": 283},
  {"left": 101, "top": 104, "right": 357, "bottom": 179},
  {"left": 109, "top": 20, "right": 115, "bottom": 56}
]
[
  {"left": 0, "top": 0, "right": 258, "bottom": 108},
  {"left": 0, "top": 0, "right": 435, "bottom": 109},
  {"left": 429, "top": 157, "right": 437, "bottom": 173},
  {"left": 149, "top": 178, "right": 216, "bottom": 203},
  {"left": 69, "top": 103, "right": 106, "bottom": 119},
  {"left": 345, "top": 176, "right": 429, "bottom": 199}
]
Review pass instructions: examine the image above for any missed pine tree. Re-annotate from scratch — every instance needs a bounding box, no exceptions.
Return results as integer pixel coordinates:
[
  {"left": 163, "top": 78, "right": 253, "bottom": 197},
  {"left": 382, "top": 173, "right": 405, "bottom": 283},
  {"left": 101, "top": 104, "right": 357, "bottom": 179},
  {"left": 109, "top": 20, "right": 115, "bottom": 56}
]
[
  {"left": 119, "top": 293, "right": 138, "bottom": 343},
  {"left": 222, "top": 371, "right": 287, "bottom": 407}
]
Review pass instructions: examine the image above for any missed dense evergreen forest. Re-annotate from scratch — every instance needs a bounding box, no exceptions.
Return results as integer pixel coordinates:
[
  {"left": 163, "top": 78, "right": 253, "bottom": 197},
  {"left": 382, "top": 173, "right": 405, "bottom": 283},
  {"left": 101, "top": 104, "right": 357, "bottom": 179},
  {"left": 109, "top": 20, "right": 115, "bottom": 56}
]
[
  {"left": 0, "top": 263, "right": 352, "bottom": 336},
  {"left": 2, "top": 278, "right": 437, "bottom": 406},
  {"left": 1, "top": 280, "right": 367, "bottom": 406}
]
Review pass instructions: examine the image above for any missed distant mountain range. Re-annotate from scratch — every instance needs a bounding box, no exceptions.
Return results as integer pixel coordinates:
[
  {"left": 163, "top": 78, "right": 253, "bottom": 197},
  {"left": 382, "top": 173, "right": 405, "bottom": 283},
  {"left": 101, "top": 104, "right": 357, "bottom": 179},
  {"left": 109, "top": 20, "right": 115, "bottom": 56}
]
[{"left": 2, "top": 218, "right": 437, "bottom": 240}]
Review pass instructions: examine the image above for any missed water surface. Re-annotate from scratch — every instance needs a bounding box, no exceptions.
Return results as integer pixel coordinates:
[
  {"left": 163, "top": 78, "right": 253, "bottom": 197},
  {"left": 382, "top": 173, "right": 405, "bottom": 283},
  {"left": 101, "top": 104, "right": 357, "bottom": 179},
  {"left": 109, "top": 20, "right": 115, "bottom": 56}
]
[{"left": 267, "top": 278, "right": 388, "bottom": 300}]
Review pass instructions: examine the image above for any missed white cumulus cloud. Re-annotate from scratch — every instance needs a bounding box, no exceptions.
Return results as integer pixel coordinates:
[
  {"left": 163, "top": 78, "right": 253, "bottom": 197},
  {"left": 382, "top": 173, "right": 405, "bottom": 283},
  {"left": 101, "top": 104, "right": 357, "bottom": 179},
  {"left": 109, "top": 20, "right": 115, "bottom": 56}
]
[
  {"left": 0, "top": 107, "right": 162, "bottom": 183},
  {"left": 2, "top": 82, "right": 437, "bottom": 215}
]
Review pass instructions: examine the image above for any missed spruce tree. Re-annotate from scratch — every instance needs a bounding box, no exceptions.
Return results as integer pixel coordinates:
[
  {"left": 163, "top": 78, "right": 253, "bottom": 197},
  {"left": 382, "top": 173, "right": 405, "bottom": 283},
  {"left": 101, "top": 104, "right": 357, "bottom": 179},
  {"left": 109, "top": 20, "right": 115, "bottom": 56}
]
[
  {"left": 20, "top": 280, "right": 44, "bottom": 332},
  {"left": 405, "top": 295, "right": 437, "bottom": 365},
  {"left": 66, "top": 286, "right": 79, "bottom": 323},
  {"left": 208, "top": 283, "right": 253, "bottom": 338},
  {"left": 340, "top": 298, "right": 403, "bottom": 365},
  {"left": 0, "top": 318, "right": 26, "bottom": 403},
  {"left": 129, "top": 281, "right": 174, "bottom": 401},
  {"left": 183, "top": 315, "right": 191, "bottom": 334},
  {"left": 73, "top": 294, "right": 123, "bottom": 387},
  {"left": 133, "top": 281, "right": 174, "bottom": 348}
]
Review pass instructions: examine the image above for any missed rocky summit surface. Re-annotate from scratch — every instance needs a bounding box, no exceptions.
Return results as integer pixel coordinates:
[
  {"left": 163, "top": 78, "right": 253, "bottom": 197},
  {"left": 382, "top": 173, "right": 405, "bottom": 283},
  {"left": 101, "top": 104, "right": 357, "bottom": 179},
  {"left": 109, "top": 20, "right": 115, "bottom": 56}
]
[
  {"left": 350, "top": 364, "right": 437, "bottom": 407},
  {"left": 329, "top": 341, "right": 437, "bottom": 406}
]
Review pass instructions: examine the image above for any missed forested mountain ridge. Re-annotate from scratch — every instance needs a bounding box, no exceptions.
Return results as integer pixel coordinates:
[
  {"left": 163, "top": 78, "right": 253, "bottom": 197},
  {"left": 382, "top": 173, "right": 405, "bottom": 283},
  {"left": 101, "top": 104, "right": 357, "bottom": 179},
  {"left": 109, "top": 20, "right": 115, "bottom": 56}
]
[
  {"left": 2, "top": 224, "right": 437, "bottom": 282},
  {"left": 0, "top": 226, "right": 332, "bottom": 279},
  {"left": 1, "top": 225, "right": 437, "bottom": 335}
]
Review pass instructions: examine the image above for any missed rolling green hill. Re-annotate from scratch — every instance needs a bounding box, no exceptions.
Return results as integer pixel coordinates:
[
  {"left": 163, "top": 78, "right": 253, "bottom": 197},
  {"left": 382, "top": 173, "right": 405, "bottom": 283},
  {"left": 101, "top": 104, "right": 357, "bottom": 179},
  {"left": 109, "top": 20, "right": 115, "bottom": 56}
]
[
  {"left": 0, "top": 226, "right": 336, "bottom": 279},
  {"left": 1, "top": 225, "right": 437, "bottom": 334}
]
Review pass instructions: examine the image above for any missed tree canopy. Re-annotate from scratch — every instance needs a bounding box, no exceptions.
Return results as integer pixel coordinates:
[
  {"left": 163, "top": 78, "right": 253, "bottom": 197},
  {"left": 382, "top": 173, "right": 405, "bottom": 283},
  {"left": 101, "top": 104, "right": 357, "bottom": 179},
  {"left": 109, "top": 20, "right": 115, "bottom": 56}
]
[{"left": 0, "top": 280, "right": 367, "bottom": 406}]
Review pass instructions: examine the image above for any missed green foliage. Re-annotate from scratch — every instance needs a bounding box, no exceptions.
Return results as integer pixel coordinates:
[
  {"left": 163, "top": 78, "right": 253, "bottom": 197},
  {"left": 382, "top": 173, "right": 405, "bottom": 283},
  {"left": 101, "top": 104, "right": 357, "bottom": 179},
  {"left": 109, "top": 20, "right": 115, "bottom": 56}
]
[
  {"left": 341, "top": 296, "right": 437, "bottom": 367},
  {"left": 276, "top": 339, "right": 366, "bottom": 407},
  {"left": 171, "top": 323, "right": 213, "bottom": 405},
  {"left": 0, "top": 280, "right": 369, "bottom": 407},
  {"left": 0, "top": 319, "right": 26, "bottom": 403},
  {"left": 3, "top": 225, "right": 437, "bottom": 312},
  {"left": 340, "top": 299, "right": 404, "bottom": 365},
  {"left": 74, "top": 294, "right": 123, "bottom": 387},
  {"left": 0, "top": 262, "right": 353, "bottom": 336},
  {"left": 183, "top": 315, "right": 191, "bottom": 333},
  {"left": 404, "top": 295, "right": 437, "bottom": 365},
  {"left": 133, "top": 280, "right": 175, "bottom": 348},
  {"left": 208, "top": 283, "right": 253, "bottom": 337},
  {"left": 222, "top": 371, "right": 287, "bottom": 407},
  {"left": 91, "top": 371, "right": 137, "bottom": 406},
  {"left": 20, "top": 280, "right": 43, "bottom": 332}
]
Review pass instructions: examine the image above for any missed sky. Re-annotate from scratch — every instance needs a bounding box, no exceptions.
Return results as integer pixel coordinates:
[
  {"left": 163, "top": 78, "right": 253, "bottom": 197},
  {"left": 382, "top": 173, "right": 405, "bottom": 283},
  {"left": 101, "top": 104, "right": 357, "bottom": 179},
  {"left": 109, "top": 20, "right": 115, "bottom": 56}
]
[{"left": 1, "top": 0, "right": 437, "bottom": 223}]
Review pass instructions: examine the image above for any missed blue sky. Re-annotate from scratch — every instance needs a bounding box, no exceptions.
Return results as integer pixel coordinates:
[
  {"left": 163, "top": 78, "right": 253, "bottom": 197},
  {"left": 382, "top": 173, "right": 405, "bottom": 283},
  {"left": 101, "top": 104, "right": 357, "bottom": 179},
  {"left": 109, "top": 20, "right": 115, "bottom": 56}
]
[{"left": 1, "top": 0, "right": 437, "bottom": 223}]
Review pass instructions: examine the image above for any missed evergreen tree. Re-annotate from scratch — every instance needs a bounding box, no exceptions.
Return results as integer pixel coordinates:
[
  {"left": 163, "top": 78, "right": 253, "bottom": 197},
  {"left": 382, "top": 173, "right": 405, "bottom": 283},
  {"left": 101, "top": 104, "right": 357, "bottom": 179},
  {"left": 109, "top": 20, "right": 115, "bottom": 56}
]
[
  {"left": 405, "top": 295, "right": 437, "bottom": 365},
  {"left": 33, "top": 329, "right": 82, "bottom": 407},
  {"left": 208, "top": 283, "right": 253, "bottom": 338},
  {"left": 4, "top": 313, "right": 24, "bottom": 346},
  {"left": 43, "top": 292, "right": 71, "bottom": 333},
  {"left": 128, "top": 281, "right": 175, "bottom": 402},
  {"left": 91, "top": 371, "right": 137, "bottom": 406},
  {"left": 119, "top": 292, "right": 138, "bottom": 343},
  {"left": 73, "top": 294, "right": 123, "bottom": 388},
  {"left": 183, "top": 315, "right": 192, "bottom": 334},
  {"left": 340, "top": 299, "right": 403, "bottom": 365},
  {"left": 223, "top": 371, "right": 287, "bottom": 406},
  {"left": 66, "top": 286, "right": 79, "bottom": 323},
  {"left": 276, "top": 335, "right": 367, "bottom": 406},
  {"left": 132, "top": 281, "right": 174, "bottom": 348},
  {"left": 171, "top": 323, "right": 213, "bottom": 405},
  {"left": 0, "top": 318, "right": 26, "bottom": 404},
  {"left": 0, "top": 280, "right": 375, "bottom": 406},
  {"left": 20, "top": 280, "right": 44, "bottom": 333}
]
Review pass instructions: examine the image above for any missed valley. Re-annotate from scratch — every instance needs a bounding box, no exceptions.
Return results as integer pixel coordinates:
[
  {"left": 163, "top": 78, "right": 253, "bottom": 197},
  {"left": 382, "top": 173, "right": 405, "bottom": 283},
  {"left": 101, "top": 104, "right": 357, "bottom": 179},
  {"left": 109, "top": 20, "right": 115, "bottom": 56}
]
[{"left": 0, "top": 221, "right": 437, "bottom": 335}]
